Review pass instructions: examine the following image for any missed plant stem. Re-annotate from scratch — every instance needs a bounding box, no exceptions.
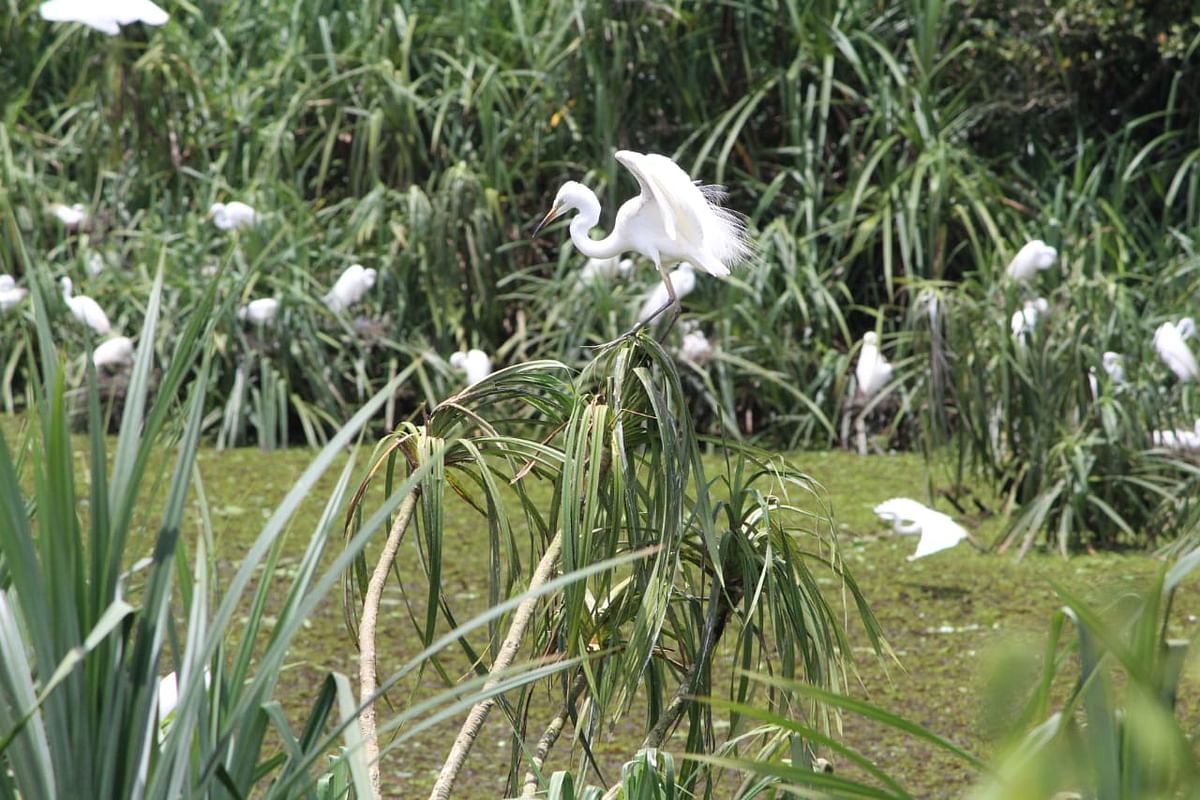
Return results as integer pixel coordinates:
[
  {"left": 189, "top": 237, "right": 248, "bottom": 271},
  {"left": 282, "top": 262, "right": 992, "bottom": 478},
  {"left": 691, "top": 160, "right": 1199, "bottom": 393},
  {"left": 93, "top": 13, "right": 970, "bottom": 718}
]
[
  {"left": 429, "top": 531, "right": 564, "bottom": 800},
  {"left": 358, "top": 490, "right": 418, "bottom": 800},
  {"left": 641, "top": 581, "right": 731, "bottom": 750},
  {"left": 520, "top": 670, "right": 590, "bottom": 797}
]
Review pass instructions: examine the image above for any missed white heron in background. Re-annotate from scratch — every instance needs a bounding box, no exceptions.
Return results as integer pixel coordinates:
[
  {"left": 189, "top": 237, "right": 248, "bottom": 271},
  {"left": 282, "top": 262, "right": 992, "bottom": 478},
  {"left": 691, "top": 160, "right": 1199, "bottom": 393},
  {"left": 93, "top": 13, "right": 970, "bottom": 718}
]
[
  {"left": 1005, "top": 239, "right": 1057, "bottom": 282},
  {"left": 637, "top": 264, "right": 696, "bottom": 325},
  {"left": 49, "top": 203, "right": 88, "bottom": 230},
  {"left": 93, "top": 336, "right": 134, "bottom": 370},
  {"left": 874, "top": 497, "right": 970, "bottom": 561},
  {"left": 678, "top": 325, "right": 714, "bottom": 367},
  {"left": 534, "top": 150, "right": 752, "bottom": 335},
  {"left": 1102, "top": 351, "right": 1126, "bottom": 384},
  {"left": 450, "top": 349, "right": 492, "bottom": 387},
  {"left": 1154, "top": 318, "right": 1199, "bottom": 383},
  {"left": 39, "top": 0, "right": 167, "bottom": 34},
  {"left": 209, "top": 201, "right": 260, "bottom": 231},
  {"left": 237, "top": 298, "right": 279, "bottom": 325},
  {"left": 324, "top": 264, "right": 377, "bottom": 313},
  {"left": 855, "top": 331, "right": 893, "bottom": 400},
  {"left": 1010, "top": 297, "right": 1049, "bottom": 340},
  {"left": 1152, "top": 420, "right": 1200, "bottom": 452},
  {"left": 577, "top": 256, "right": 635, "bottom": 288},
  {"left": 0, "top": 275, "right": 28, "bottom": 312},
  {"left": 60, "top": 277, "right": 111, "bottom": 334}
]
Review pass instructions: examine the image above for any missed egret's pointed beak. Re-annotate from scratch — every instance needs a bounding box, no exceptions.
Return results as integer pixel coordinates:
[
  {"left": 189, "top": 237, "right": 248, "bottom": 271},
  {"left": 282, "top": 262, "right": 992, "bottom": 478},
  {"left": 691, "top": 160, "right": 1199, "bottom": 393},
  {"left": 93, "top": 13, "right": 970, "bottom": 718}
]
[{"left": 532, "top": 204, "right": 565, "bottom": 238}]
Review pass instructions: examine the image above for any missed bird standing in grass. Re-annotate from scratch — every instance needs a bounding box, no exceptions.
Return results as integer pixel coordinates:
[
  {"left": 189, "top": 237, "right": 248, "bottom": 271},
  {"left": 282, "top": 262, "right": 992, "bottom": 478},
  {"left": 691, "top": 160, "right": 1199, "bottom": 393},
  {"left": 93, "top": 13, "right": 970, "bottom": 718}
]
[
  {"left": 61, "top": 277, "right": 111, "bottom": 334},
  {"left": 450, "top": 349, "right": 492, "bottom": 387},
  {"left": 324, "top": 264, "right": 377, "bottom": 313},
  {"left": 39, "top": 0, "right": 168, "bottom": 34},
  {"left": 534, "top": 150, "right": 751, "bottom": 336},
  {"left": 874, "top": 497, "right": 970, "bottom": 561},
  {"left": 238, "top": 298, "right": 279, "bottom": 325},
  {"left": 577, "top": 256, "right": 635, "bottom": 288},
  {"left": 1005, "top": 239, "right": 1057, "bottom": 282},
  {"left": 1153, "top": 318, "right": 1198, "bottom": 383},
  {"left": 209, "top": 201, "right": 260, "bottom": 231},
  {"left": 49, "top": 203, "right": 88, "bottom": 231},
  {"left": 93, "top": 336, "right": 134, "bottom": 370},
  {"left": 1102, "top": 351, "right": 1126, "bottom": 385},
  {"left": 855, "top": 332, "right": 892, "bottom": 401},
  {"left": 0, "top": 275, "right": 28, "bottom": 312}
]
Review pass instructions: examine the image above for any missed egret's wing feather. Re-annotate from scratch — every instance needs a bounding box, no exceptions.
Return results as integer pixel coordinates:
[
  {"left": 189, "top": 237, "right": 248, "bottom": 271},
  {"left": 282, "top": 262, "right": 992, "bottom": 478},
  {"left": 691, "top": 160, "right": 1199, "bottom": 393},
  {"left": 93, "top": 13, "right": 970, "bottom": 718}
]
[{"left": 616, "top": 151, "right": 704, "bottom": 244}]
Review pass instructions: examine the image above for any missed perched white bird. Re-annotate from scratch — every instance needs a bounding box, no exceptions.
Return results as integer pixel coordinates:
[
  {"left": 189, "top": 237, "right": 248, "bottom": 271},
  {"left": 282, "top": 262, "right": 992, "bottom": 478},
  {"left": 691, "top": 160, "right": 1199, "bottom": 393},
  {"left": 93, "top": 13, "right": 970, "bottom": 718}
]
[
  {"left": 1153, "top": 318, "right": 1199, "bottom": 383},
  {"left": 874, "top": 497, "right": 970, "bottom": 561},
  {"left": 534, "top": 150, "right": 751, "bottom": 333},
  {"left": 209, "top": 201, "right": 260, "bottom": 231},
  {"left": 92, "top": 336, "right": 134, "bottom": 369},
  {"left": 1102, "top": 351, "right": 1126, "bottom": 385},
  {"left": 39, "top": 0, "right": 167, "bottom": 34},
  {"left": 678, "top": 327, "right": 714, "bottom": 367},
  {"left": 1152, "top": 420, "right": 1200, "bottom": 452},
  {"left": 60, "top": 277, "right": 111, "bottom": 334},
  {"left": 237, "top": 298, "right": 279, "bottom": 325},
  {"left": 1010, "top": 297, "right": 1049, "bottom": 340},
  {"left": 49, "top": 203, "right": 87, "bottom": 230},
  {"left": 636, "top": 264, "right": 697, "bottom": 325},
  {"left": 855, "top": 331, "right": 893, "bottom": 400},
  {"left": 449, "top": 349, "right": 492, "bottom": 387},
  {"left": 0, "top": 275, "right": 29, "bottom": 312},
  {"left": 577, "top": 256, "right": 635, "bottom": 288},
  {"left": 1005, "top": 239, "right": 1057, "bottom": 282},
  {"left": 324, "top": 264, "right": 377, "bottom": 313}
]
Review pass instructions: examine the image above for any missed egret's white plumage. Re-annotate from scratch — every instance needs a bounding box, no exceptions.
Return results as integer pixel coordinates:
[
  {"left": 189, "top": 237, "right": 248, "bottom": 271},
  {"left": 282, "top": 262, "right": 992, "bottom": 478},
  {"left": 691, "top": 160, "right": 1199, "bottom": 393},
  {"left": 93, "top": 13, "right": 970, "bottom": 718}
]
[
  {"left": 93, "top": 336, "right": 134, "bottom": 369},
  {"left": 61, "top": 277, "right": 111, "bottom": 334},
  {"left": 49, "top": 203, "right": 87, "bottom": 229},
  {"left": 855, "top": 331, "right": 893, "bottom": 400},
  {"left": 0, "top": 275, "right": 28, "bottom": 312},
  {"left": 577, "top": 256, "right": 635, "bottom": 288},
  {"left": 874, "top": 497, "right": 970, "bottom": 561},
  {"left": 636, "top": 264, "right": 696, "bottom": 324},
  {"left": 1153, "top": 318, "right": 1199, "bottom": 382},
  {"left": 1152, "top": 420, "right": 1200, "bottom": 452},
  {"left": 449, "top": 349, "right": 492, "bottom": 387},
  {"left": 39, "top": 0, "right": 167, "bottom": 34},
  {"left": 535, "top": 150, "right": 751, "bottom": 330},
  {"left": 238, "top": 298, "right": 279, "bottom": 325},
  {"left": 324, "top": 264, "right": 377, "bottom": 312},
  {"left": 1010, "top": 297, "right": 1049, "bottom": 340},
  {"left": 209, "top": 201, "right": 260, "bottom": 231},
  {"left": 678, "top": 327, "right": 714, "bottom": 367},
  {"left": 1102, "top": 351, "right": 1125, "bottom": 385},
  {"left": 1005, "top": 240, "right": 1057, "bottom": 282}
]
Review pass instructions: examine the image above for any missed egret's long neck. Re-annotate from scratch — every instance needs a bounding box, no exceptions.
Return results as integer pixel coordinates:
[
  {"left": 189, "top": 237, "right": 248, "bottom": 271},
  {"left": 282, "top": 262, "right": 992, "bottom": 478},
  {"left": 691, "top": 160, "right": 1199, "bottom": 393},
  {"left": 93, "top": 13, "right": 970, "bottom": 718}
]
[{"left": 567, "top": 190, "right": 624, "bottom": 260}]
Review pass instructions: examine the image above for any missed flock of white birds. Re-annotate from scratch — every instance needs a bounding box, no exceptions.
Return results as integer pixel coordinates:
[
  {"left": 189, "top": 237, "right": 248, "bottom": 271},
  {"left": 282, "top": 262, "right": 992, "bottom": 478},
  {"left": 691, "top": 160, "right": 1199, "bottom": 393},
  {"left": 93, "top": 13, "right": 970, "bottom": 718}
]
[{"left": 13, "top": 5, "right": 1200, "bottom": 562}]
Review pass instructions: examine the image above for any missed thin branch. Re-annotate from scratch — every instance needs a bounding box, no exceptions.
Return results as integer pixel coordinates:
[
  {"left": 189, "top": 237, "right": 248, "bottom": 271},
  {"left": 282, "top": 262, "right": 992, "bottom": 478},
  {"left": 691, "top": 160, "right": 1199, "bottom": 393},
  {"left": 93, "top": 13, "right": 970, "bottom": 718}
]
[
  {"left": 358, "top": 490, "right": 419, "bottom": 800},
  {"left": 429, "top": 531, "right": 564, "bottom": 800},
  {"left": 520, "top": 669, "right": 590, "bottom": 797},
  {"left": 641, "top": 581, "right": 732, "bottom": 751}
]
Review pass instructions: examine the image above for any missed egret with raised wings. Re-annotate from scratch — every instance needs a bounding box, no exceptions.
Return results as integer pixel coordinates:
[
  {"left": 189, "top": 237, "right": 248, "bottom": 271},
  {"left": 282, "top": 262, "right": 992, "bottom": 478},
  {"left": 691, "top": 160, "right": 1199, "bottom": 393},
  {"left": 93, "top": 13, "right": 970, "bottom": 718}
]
[{"left": 534, "top": 150, "right": 751, "bottom": 336}]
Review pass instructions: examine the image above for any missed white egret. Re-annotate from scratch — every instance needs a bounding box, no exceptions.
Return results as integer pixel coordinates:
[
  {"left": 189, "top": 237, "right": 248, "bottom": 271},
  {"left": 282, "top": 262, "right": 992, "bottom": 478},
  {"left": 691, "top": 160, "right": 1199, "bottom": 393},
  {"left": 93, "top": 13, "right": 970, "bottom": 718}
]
[
  {"left": 39, "top": 0, "right": 167, "bottom": 34},
  {"left": 534, "top": 150, "right": 751, "bottom": 334},
  {"left": 237, "top": 298, "right": 279, "bottom": 325},
  {"left": 636, "top": 264, "right": 696, "bottom": 325},
  {"left": 324, "top": 264, "right": 377, "bottom": 312},
  {"left": 1102, "top": 351, "right": 1125, "bottom": 384},
  {"left": 0, "top": 275, "right": 28, "bottom": 312},
  {"left": 49, "top": 203, "right": 87, "bottom": 230},
  {"left": 449, "top": 349, "right": 492, "bottom": 387},
  {"left": 87, "top": 253, "right": 106, "bottom": 277},
  {"left": 1005, "top": 239, "right": 1057, "bottom": 282},
  {"left": 678, "top": 326, "right": 714, "bottom": 367},
  {"left": 1153, "top": 318, "right": 1199, "bottom": 383},
  {"left": 1152, "top": 420, "right": 1200, "bottom": 452},
  {"left": 93, "top": 336, "right": 134, "bottom": 369},
  {"left": 577, "top": 256, "right": 635, "bottom": 288},
  {"left": 874, "top": 497, "right": 970, "bottom": 561},
  {"left": 855, "top": 331, "right": 893, "bottom": 400},
  {"left": 61, "top": 277, "right": 111, "bottom": 334},
  {"left": 209, "top": 201, "right": 260, "bottom": 231},
  {"left": 1010, "top": 297, "right": 1049, "bottom": 340}
]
